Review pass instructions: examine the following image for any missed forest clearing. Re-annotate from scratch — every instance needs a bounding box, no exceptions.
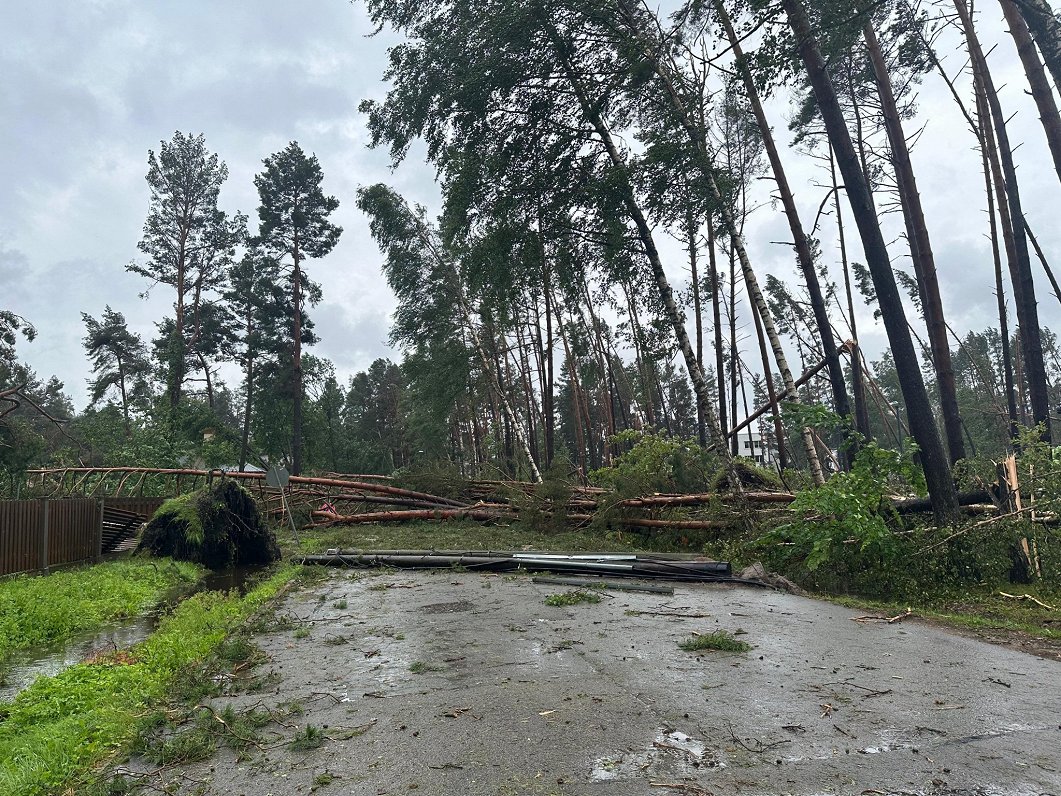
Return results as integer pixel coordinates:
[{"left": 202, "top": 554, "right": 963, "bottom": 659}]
[{"left": 6, "top": 0, "right": 1061, "bottom": 793}]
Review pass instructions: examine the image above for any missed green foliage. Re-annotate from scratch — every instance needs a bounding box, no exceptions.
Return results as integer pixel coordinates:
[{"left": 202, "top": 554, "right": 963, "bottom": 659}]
[
  {"left": 0, "top": 565, "right": 296, "bottom": 795},
  {"left": 289, "top": 724, "right": 325, "bottom": 751},
  {"left": 591, "top": 430, "right": 720, "bottom": 496},
  {"left": 543, "top": 590, "right": 602, "bottom": 607},
  {"left": 767, "top": 440, "right": 926, "bottom": 571},
  {"left": 0, "top": 559, "right": 200, "bottom": 667},
  {"left": 510, "top": 458, "right": 576, "bottom": 534},
  {"left": 678, "top": 631, "right": 751, "bottom": 653}
]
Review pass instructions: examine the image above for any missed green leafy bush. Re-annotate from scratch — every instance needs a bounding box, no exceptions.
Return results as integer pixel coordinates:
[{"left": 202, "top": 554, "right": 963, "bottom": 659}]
[{"left": 765, "top": 441, "right": 925, "bottom": 572}]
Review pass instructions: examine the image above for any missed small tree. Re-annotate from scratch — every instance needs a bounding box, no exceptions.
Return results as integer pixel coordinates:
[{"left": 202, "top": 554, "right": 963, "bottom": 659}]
[
  {"left": 81, "top": 307, "right": 153, "bottom": 436},
  {"left": 254, "top": 142, "right": 342, "bottom": 474}
]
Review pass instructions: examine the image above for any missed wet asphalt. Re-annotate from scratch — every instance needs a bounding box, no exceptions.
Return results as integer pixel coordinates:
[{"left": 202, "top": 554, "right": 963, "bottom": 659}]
[{"left": 122, "top": 569, "right": 1061, "bottom": 795}]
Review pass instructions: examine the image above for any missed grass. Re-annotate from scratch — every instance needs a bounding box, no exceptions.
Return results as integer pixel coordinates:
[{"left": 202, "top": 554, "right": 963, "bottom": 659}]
[
  {"left": 408, "top": 661, "right": 442, "bottom": 674},
  {"left": 0, "top": 564, "right": 301, "bottom": 796},
  {"left": 0, "top": 558, "right": 202, "bottom": 667},
  {"left": 825, "top": 588, "right": 1061, "bottom": 643},
  {"left": 544, "top": 590, "right": 603, "bottom": 607},
  {"left": 292, "top": 521, "right": 653, "bottom": 556},
  {"left": 678, "top": 630, "right": 751, "bottom": 653},
  {"left": 290, "top": 724, "right": 325, "bottom": 751}
]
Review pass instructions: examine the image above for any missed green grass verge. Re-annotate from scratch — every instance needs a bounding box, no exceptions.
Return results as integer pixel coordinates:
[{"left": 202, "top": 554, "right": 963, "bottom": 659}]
[
  {"left": 0, "top": 564, "right": 301, "bottom": 796},
  {"left": 292, "top": 521, "right": 655, "bottom": 556},
  {"left": 0, "top": 559, "right": 202, "bottom": 666},
  {"left": 824, "top": 589, "right": 1061, "bottom": 642}
]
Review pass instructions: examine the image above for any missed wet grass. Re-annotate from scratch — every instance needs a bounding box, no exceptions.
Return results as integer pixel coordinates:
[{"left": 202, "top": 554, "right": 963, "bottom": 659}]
[
  {"left": 826, "top": 588, "right": 1061, "bottom": 645},
  {"left": 679, "top": 630, "right": 751, "bottom": 653},
  {"left": 0, "top": 558, "right": 202, "bottom": 667},
  {"left": 0, "top": 564, "right": 304, "bottom": 796}
]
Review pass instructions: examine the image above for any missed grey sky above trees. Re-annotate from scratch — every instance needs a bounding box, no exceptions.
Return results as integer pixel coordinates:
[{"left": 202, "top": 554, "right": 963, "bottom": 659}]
[{"left": 2, "top": 0, "right": 1060, "bottom": 408}]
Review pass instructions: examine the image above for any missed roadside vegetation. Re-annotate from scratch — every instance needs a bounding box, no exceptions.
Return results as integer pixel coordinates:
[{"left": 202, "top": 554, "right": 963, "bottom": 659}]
[
  {"left": 0, "top": 564, "right": 303, "bottom": 796},
  {"left": 0, "top": 559, "right": 201, "bottom": 670}
]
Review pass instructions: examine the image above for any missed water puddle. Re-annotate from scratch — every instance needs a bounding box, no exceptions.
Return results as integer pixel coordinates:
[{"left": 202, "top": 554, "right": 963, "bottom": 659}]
[{"left": 590, "top": 727, "right": 721, "bottom": 782}]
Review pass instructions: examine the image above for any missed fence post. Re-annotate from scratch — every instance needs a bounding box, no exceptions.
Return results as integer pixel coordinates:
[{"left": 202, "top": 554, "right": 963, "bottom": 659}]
[
  {"left": 96, "top": 499, "right": 105, "bottom": 563},
  {"left": 39, "top": 499, "right": 50, "bottom": 573}
]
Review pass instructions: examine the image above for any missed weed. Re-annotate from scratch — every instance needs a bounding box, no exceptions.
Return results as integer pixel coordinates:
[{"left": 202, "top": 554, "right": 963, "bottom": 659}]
[
  {"left": 544, "top": 590, "right": 602, "bottom": 607},
  {"left": 312, "top": 771, "right": 336, "bottom": 790},
  {"left": 333, "top": 599, "right": 348, "bottom": 609},
  {"left": 290, "top": 724, "right": 325, "bottom": 751},
  {"left": 216, "top": 636, "right": 257, "bottom": 664},
  {"left": 323, "top": 633, "right": 349, "bottom": 645},
  {"left": 294, "top": 627, "right": 311, "bottom": 639},
  {"left": 408, "top": 661, "right": 442, "bottom": 674},
  {"left": 678, "top": 631, "right": 751, "bottom": 653}
]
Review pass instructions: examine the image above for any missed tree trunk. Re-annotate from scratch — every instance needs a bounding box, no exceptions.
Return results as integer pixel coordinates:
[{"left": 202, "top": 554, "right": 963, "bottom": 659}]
[
  {"left": 831, "top": 147, "right": 873, "bottom": 441},
  {"left": 718, "top": 3, "right": 852, "bottom": 449},
  {"left": 1013, "top": 0, "right": 1061, "bottom": 96},
  {"left": 687, "top": 210, "right": 707, "bottom": 445},
  {"left": 782, "top": 0, "right": 958, "bottom": 519},
  {"left": 292, "top": 225, "right": 304, "bottom": 475},
  {"left": 958, "top": 0, "right": 1052, "bottom": 442},
  {"left": 864, "top": 23, "right": 966, "bottom": 464},
  {"left": 1002, "top": 0, "right": 1061, "bottom": 184},
  {"left": 750, "top": 295, "right": 789, "bottom": 470},
  {"left": 541, "top": 250, "right": 556, "bottom": 467},
  {"left": 240, "top": 358, "right": 254, "bottom": 472},
  {"left": 549, "top": 35, "right": 729, "bottom": 453},
  {"left": 708, "top": 225, "right": 729, "bottom": 441}
]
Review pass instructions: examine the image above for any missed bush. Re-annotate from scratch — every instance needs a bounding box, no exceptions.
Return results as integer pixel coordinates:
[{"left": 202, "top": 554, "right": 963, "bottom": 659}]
[{"left": 591, "top": 430, "right": 721, "bottom": 496}]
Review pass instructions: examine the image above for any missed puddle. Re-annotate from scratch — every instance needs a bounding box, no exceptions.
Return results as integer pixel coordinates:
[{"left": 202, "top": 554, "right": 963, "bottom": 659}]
[
  {"left": 0, "top": 614, "right": 158, "bottom": 702},
  {"left": 591, "top": 727, "right": 720, "bottom": 781},
  {"left": 0, "top": 565, "right": 264, "bottom": 702}
]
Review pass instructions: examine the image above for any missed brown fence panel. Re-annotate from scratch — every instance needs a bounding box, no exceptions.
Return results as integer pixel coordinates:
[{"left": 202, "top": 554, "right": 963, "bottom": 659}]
[
  {"left": 0, "top": 500, "right": 44, "bottom": 577},
  {"left": 47, "top": 499, "right": 100, "bottom": 570}
]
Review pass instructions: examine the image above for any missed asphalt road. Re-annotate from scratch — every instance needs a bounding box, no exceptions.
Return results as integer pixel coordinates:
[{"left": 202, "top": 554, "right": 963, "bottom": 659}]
[{"left": 122, "top": 569, "right": 1061, "bottom": 796}]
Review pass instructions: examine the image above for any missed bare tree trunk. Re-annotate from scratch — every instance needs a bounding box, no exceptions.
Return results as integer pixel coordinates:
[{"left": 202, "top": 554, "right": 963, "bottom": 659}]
[
  {"left": 728, "top": 244, "right": 739, "bottom": 458},
  {"left": 782, "top": 0, "right": 958, "bottom": 518},
  {"left": 975, "top": 77, "right": 1022, "bottom": 440},
  {"left": 718, "top": 4, "right": 852, "bottom": 444},
  {"left": 1013, "top": 0, "right": 1061, "bottom": 95},
  {"left": 1001, "top": 0, "right": 1061, "bottom": 184},
  {"left": 750, "top": 296, "right": 789, "bottom": 470},
  {"left": 958, "top": 0, "right": 1052, "bottom": 442},
  {"left": 1025, "top": 219, "right": 1061, "bottom": 304},
  {"left": 831, "top": 148, "right": 873, "bottom": 442},
  {"left": 707, "top": 224, "right": 729, "bottom": 444},
  {"left": 864, "top": 23, "right": 966, "bottom": 464},
  {"left": 291, "top": 227, "right": 304, "bottom": 475},
  {"left": 686, "top": 209, "right": 707, "bottom": 445},
  {"left": 549, "top": 34, "right": 729, "bottom": 453}
]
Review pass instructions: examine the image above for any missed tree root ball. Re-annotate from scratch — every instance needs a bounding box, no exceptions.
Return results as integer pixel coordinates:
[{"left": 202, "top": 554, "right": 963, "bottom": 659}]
[{"left": 138, "top": 480, "right": 281, "bottom": 569}]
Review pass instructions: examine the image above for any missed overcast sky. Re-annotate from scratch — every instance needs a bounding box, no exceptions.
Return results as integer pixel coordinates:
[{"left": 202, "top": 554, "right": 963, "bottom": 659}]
[{"left": 3, "top": 0, "right": 1060, "bottom": 410}]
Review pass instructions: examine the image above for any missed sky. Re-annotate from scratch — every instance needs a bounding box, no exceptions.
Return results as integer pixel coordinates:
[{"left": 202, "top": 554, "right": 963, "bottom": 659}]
[{"left": 2, "top": 0, "right": 1060, "bottom": 410}]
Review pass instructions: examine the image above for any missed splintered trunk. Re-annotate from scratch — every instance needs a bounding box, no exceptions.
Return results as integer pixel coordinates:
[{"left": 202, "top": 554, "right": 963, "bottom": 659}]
[
  {"left": 718, "top": 3, "right": 851, "bottom": 446},
  {"left": 1013, "top": 0, "right": 1061, "bottom": 97},
  {"left": 958, "top": 0, "right": 1052, "bottom": 441},
  {"left": 782, "top": 0, "right": 958, "bottom": 519},
  {"left": 1001, "top": 0, "right": 1061, "bottom": 184},
  {"left": 864, "top": 23, "right": 965, "bottom": 464}
]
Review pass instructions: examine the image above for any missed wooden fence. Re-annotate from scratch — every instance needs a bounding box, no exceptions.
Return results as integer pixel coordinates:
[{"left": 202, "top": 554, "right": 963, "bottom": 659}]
[{"left": 0, "top": 497, "right": 164, "bottom": 577}]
